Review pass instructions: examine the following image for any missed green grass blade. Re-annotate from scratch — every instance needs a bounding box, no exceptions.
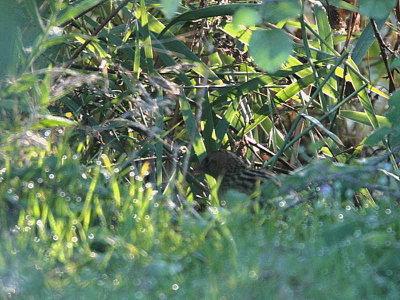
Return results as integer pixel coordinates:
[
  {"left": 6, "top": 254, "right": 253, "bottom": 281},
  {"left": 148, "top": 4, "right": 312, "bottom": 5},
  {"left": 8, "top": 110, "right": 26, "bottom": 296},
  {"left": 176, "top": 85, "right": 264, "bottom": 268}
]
[{"left": 179, "top": 94, "right": 207, "bottom": 159}]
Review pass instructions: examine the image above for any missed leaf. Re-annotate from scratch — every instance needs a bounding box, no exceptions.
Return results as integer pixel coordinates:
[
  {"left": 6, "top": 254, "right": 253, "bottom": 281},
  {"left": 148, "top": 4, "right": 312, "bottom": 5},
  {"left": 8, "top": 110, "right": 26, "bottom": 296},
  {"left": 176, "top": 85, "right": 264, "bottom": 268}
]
[
  {"left": 359, "top": 0, "right": 396, "bottom": 19},
  {"left": 351, "top": 19, "right": 388, "bottom": 65},
  {"left": 55, "top": 0, "right": 103, "bottom": 26},
  {"left": 318, "top": 0, "right": 358, "bottom": 12},
  {"left": 161, "top": 0, "right": 180, "bottom": 20},
  {"left": 232, "top": 8, "right": 261, "bottom": 28},
  {"left": 30, "top": 115, "right": 77, "bottom": 129},
  {"left": 386, "top": 91, "right": 400, "bottom": 126},
  {"left": 364, "top": 127, "right": 391, "bottom": 146},
  {"left": 139, "top": 0, "right": 154, "bottom": 74},
  {"left": 178, "top": 95, "right": 207, "bottom": 160},
  {"left": 249, "top": 29, "right": 292, "bottom": 73},
  {"left": 215, "top": 74, "right": 277, "bottom": 105},
  {"left": 302, "top": 114, "right": 344, "bottom": 146},
  {"left": 160, "top": 3, "right": 260, "bottom": 37},
  {"left": 143, "top": 12, "right": 223, "bottom": 84},
  {"left": 0, "top": 2, "right": 21, "bottom": 77},
  {"left": 215, "top": 102, "right": 237, "bottom": 147},
  {"left": 274, "top": 68, "right": 329, "bottom": 103},
  {"left": 339, "top": 110, "right": 390, "bottom": 127},
  {"left": 314, "top": 2, "right": 334, "bottom": 54},
  {"left": 390, "top": 57, "right": 400, "bottom": 70},
  {"left": 261, "top": 0, "right": 301, "bottom": 24},
  {"left": 347, "top": 59, "right": 379, "bottom": 129}
]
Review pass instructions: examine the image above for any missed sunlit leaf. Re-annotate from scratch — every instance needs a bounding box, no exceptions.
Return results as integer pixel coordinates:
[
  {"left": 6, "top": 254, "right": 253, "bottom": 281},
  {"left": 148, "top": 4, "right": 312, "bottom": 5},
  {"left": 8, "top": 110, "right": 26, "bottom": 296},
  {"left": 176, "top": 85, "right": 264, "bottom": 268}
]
[
  {"left": 161, "top": 0, "right": 180, "bottom": 20},
  {"left": 232, "top": 8, "right": 261, "bottom": 28},
  {"left": 339, "top": 111, "right": 390, "bottom": 127},
  {"left": 55, "top": 0, "right": 102, "bottom": 26},
  {"left": 30, "top": 115, "right": 77, "bottom": 129}
]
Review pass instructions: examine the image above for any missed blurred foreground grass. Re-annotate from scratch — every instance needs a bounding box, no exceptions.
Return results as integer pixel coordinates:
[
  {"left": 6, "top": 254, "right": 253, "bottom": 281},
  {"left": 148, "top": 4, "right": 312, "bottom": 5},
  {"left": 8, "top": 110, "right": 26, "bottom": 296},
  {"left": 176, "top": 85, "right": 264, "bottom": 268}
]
[{"left": 1, "top": 138, "right": 400, "bottom": 299}]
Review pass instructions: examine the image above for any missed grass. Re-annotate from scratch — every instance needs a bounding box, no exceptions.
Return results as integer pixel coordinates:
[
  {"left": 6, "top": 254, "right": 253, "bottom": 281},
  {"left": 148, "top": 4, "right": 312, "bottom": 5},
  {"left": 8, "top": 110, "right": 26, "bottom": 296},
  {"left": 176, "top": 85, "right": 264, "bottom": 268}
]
[
  {"left": 1, "top": 0, "right": 400, "bottom": 299},
  {"left": 1, "top": 141, "right": 400, "bottom": 298}
]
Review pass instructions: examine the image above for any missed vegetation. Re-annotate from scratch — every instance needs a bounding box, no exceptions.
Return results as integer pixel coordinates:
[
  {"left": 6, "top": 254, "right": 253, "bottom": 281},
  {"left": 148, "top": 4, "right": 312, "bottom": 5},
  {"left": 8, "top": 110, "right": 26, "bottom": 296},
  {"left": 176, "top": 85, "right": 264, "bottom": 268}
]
[{"left": 1, "top": 0, "right": 400, "bottom": 298}]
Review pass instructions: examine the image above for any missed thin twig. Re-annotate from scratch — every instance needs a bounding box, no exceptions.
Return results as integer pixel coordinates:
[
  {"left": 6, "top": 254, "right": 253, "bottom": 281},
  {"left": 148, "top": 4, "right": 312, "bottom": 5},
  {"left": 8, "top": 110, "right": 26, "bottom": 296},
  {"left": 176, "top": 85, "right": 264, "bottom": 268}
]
[{"left": 370, "top": 19, "right": 396, "bottom": 93}]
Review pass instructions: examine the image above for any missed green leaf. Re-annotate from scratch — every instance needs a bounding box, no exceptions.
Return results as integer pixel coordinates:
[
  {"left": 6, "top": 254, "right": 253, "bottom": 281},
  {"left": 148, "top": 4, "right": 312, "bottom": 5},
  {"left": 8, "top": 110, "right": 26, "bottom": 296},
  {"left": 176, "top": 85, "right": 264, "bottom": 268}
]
[
  {"left": 215, "top": 74, "right": 277, "bottom": 105},
  {"left": 144, "top": 12, "right": 223, "bottom": 84},
  {"left": 314, "top": 2, "right": 334, "bottom": 54},
  {"left": 160, "top": 3, "right": 260, "bottom": 37},
  {"left": 320, "top": 0, "right": 358, "bottom": 11},
  {"left": 302, "top": 114, "right": 344, "bottom": 146},
  {"left": 390, "top": 57, "right": 400, "bottom": 70},
  {"left": 249, "top": 29, "right": 292, "bottom": 73},
  {"left": 55, "top": 0, "right": 103, "bottom": 26},
  {"left": 359, "top": 0, "right": 396, "bottom": 19},
  {"left": 352, "top": 18, "right": 388, "bottom": 65},
  {"left": 386, "top": 91, "right": 400, "bottom": 126},
  {"left": 139, "top": 0, "right": 154, "bottom": 74},
  {"left": 364, "top": 127, "right": 391, "bottom": 146},
  {"left": 339, "top": 110, "right": 390, "bottom": 127},
  {"left": 232, "top": 8, "right": 261, "bottom": 28},
  {"left": 274, "top": 68, "right": 329, "bottom": 103},
  {"left": 30, "top": 115, "right": 77, "bottom": 129},
  {"left": 221, "top": 22, "right": 253, "bottom": 45},
  {"left": 0, "top": 2, "right": 21, "bottom": 77},
  {"left": 261, "top": 0, "right": 301, "bottom": 24},
  {"left": 161, "top": 0, "right": 180, "bottom": 20},
  {"left": 215, "top": 102, "right": 237, "bottom": 147},
  {"left": 347, "top": 59, "right": 379, "bottom": 129},
  {"left": 178, "top": 94, "right": 207, "bottom": 160}
]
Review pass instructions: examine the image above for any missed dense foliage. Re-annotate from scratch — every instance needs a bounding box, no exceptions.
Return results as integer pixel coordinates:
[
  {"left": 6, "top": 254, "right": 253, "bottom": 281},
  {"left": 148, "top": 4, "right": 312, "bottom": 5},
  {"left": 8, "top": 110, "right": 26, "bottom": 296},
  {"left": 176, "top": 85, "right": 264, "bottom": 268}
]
[{"left": 1, "top": 0, "right": 400, "bottom": 298}]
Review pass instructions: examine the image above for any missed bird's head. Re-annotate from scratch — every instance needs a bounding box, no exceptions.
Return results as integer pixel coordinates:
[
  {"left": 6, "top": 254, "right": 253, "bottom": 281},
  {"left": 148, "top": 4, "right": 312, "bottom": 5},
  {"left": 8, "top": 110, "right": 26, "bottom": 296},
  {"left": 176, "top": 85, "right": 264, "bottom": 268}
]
[{"left": 200, "top": 150, "right": 247, "bottom": 178}]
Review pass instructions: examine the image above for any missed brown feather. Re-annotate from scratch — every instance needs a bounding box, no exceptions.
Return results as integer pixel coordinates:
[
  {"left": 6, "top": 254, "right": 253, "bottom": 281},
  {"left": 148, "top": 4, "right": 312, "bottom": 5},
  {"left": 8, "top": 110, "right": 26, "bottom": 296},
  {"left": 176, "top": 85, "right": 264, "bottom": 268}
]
[{"left": 200, "top": 150, "right": 275, "bottom": 195}]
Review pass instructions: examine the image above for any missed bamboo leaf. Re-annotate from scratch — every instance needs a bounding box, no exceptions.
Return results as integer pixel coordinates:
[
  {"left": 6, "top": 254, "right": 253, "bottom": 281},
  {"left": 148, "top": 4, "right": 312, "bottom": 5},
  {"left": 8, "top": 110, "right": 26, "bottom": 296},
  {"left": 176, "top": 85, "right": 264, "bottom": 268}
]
[
  {"left": 302, "top": 114, "right": 344, "bottom": 146},
  {"left": 339, "top": 110, "right": 390, "bottom": 127},
  {"left": 160, "top": 4, "right": 260, "bottom": 36},
  {"left": 179, "top": 94, "right": 207, "bottom": 159}
]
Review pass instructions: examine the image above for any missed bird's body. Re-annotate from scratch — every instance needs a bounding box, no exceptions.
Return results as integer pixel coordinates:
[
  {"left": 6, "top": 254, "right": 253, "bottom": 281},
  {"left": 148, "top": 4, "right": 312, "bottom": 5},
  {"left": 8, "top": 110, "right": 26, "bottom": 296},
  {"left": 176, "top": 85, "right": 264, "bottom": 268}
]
[{"left": 200, "top": 150, "right": 275, "bottom": 195}]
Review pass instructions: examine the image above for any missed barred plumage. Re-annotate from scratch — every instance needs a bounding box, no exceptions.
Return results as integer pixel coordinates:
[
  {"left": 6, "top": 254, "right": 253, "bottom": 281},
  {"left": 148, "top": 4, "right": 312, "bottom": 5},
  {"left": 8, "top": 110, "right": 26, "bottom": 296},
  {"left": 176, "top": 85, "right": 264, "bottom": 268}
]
[{"left": 200, "top": 150, "right": 275, "bottom": 195}]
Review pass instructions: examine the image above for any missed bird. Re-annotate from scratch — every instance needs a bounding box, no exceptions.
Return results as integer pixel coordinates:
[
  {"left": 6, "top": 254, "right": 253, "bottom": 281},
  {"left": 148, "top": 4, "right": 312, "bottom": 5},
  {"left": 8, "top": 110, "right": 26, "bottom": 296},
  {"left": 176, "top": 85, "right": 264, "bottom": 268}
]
[{"left": 200, "top": 150, "right": 277, "bottom": 196}]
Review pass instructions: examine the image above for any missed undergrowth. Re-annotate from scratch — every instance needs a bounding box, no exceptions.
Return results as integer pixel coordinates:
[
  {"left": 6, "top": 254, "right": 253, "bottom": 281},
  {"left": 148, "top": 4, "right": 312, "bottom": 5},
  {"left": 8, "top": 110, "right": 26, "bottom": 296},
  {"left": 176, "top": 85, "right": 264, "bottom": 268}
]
[{"left": 1, "top": 0, "right": 400, "bottom": 299}]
